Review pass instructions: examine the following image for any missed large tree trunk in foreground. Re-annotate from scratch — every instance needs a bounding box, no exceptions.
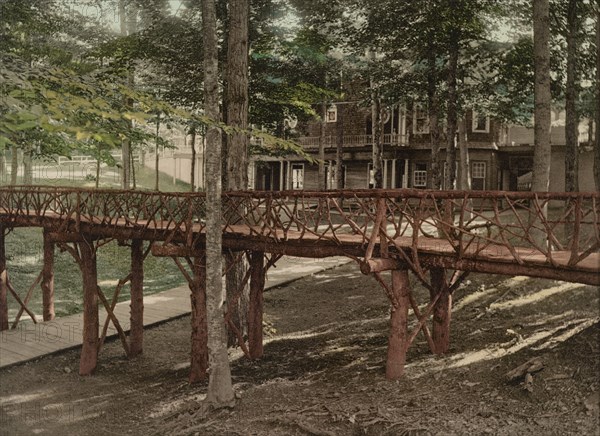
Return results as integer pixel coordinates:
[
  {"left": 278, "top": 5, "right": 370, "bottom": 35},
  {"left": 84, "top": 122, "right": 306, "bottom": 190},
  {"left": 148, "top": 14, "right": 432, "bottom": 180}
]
[
  {"left": 203, "top": 0, "right": 235, "bottom": 407},
  {"left": 595, "top": 5, "right": 600, "bottom": 191},
  {"left": 531, "top": 0, "right": 552, "bottom": 193},
  {"left": 225, "top": 0, "right": 250, "bottom": 346},
  {"left": 445, "top": 5, "right": 459, "bottom": 191},
  {"left": 564, "top": 0, "right": 579, "bottom": 192}
]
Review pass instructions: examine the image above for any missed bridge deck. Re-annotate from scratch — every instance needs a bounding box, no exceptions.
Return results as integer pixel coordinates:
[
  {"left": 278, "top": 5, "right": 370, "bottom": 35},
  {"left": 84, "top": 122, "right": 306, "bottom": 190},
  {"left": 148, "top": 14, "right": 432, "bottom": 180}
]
[{"left": 1, "top": 188, "right": 599, "bottom": 379}]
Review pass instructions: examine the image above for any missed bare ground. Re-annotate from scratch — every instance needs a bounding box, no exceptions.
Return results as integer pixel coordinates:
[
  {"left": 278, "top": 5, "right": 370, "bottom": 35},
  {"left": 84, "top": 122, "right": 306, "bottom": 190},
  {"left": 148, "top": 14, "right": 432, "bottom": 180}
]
[{"left": 0, "top": 262, "right": 599, "bottom": 436}]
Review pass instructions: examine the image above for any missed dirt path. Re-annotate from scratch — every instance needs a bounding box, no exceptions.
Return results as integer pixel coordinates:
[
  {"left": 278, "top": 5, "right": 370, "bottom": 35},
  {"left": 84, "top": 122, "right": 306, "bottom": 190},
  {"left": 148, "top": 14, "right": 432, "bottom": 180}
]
[{"left": 0, "top": 263, "right": 598, "bottom": 435}]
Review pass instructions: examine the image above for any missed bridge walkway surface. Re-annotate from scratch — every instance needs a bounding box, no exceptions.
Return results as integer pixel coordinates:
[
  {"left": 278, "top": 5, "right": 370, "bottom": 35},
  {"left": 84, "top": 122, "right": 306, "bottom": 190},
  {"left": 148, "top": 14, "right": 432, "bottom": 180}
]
[{"left": 0, "top": 256, "right": 348, "bottom": 368}]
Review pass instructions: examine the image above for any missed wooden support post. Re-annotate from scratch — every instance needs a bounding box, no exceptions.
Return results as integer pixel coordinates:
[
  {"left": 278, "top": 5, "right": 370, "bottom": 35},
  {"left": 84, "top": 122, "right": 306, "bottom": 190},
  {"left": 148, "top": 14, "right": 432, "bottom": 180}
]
[
  {"left": 79, "top": 237, "right": 99, "bottom": 376},
  {"left": 41, "top": 229, "right": 55, "bottom": 321},
  {"left": 248, "top": 251, "right": 265, "bottom": 359},
  {"left": 386, "top": 268, "right": 410, "bottom": 380},
  {"left": 430, "top": 268, "right": 452, "bottom": 355},
  {"left": 189, "top": 255, "right": 208, "bottom": 383},
  {"left": 0, "top": 226, "right": 8, "bottom": 331},
  {"left": 129, "top": 239, "right": 144, "bottom": 357}
]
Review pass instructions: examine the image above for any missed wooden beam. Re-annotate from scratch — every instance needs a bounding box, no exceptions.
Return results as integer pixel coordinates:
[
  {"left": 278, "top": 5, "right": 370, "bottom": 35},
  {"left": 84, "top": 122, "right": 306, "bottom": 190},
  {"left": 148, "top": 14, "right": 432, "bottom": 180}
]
[
  {"left": 152, "top": 244, "right": 201, "bottom": 258},
  {"left": 42, "top": 229, "right": 55, "bottom": 321},
  {"left": 189, "top": 255, "right": 208, "bottom": 383},
  {"left": 79, "top": 236, "right": 99, "bottom": 376},
  {"left": 429, "top": 268, "right": 451, "bottom": 355},
  {"left": 0, "top": 226, "right": 8, "bottom": 331},
  {"left": 129, "top": 239, "right": 144, "bottom": 357},
  {"left": 386, "top": 268, "right": 410, "bottom": 380},
  {"left": 248, "top": 251, "right": 265, "bottom": 359}
]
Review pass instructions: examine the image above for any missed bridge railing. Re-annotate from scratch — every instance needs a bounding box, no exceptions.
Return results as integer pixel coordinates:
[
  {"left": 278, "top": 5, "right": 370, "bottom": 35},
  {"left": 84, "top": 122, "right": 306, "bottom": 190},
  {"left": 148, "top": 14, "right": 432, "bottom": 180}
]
[{"left": 0, "top": 187, "right": 598, "bottom": 272}]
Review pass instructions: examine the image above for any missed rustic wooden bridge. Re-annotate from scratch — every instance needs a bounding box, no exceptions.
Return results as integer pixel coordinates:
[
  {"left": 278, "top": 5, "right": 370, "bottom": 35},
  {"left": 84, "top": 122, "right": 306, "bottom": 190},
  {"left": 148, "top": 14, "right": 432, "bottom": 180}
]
[{"left": 0, "top": 187, "right": 598, "bottom": 380}]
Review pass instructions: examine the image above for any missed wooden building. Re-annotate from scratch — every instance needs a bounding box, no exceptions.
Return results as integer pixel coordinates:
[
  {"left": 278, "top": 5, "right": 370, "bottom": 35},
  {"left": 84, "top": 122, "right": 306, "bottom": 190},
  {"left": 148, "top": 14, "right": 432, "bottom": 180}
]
[{"left": 249, "top": 102, "right": 595, "bottom": 192}]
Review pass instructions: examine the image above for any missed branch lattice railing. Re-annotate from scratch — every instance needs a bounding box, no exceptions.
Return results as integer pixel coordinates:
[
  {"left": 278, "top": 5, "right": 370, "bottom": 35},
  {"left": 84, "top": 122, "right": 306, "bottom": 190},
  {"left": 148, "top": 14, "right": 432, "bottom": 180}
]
[{"left": 0, "top": 187, "right": 598, "bottom": 279}]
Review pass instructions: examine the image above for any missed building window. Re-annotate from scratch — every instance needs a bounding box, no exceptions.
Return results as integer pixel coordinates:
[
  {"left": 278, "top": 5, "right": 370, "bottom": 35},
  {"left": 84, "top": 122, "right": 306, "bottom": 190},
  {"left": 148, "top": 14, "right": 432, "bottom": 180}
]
[
  {"left": 471, "top": 161, "right": 486, "bottom": 190},
  {"left": 413, "top": 105, "right": 430, "bottom": 134},
  {"left": 326, "top": 104, "right": 337, "bottom": 123},
  {"left": 472, "top": 112, "right": 490, "bottom": 133},
  {"left": 413, "top": 163, "right": 427, "bottom": 188},
  {"left": 291, "top": 163, "right": 304, "bottom": 189}
]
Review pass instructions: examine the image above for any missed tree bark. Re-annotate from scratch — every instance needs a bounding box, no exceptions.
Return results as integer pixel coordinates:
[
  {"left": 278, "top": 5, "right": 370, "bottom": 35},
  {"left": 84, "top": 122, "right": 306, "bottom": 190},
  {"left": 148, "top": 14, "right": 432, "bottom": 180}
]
[
  {"left": 155, "top": 113, "right": 160, "bottom": 191},
  {"left": 336, "top": 104, "right": 344, "bottom": 189},
  {"left": 189, "top": 255, "right": 208, "bottom": 382},
  {"left": 22, "top": 147, "right": 32, "bottom": 185},
  {"left": 428, "top": 51, "right": 442, "bottom": 190},
  {"left": 445, "top": 6, "right": 459, "bottom": 191},
  {"left": 595, "top": 5, "right": 600, "bottom": 191},
  {"left": 190, "top": 127, "right": 197, "bottom": 192},
  {"left": 0, "top": 227, "right": 8, "bottom": 331},
  {"left": 0, "top": 149, "right": 6, "bottom": 184},
  {"left": 564, "top": 0, "right": 579, "bottom": 192},
  {"left": 372, "top": 93, "right": 383, "bottom": 189},
  {"left": 226, "top": 0, "right": 249, "bottom": 191},
  {"left": 119, "top": 0, "right": 136, "bottom": 190},
  {"left": 457, "top": 117, "right": 471, "bottom": 191},
  {"left": 430, "top": 268, "right": 452, "bottom": 354},
  {"left": 318, "top": 101, "right": 327, "bottom": 190},
  {"left": 532, "top": 0, "right": 552, "bottom": 193},
  {"left": 225, "top": 0, "right": 250, "bottom": 346},
  {"left": 10, "top": 146, "right": 18, "bottom": 185},
  {"left": 203, "top": 0, "right": 235, "bottom": 407}
]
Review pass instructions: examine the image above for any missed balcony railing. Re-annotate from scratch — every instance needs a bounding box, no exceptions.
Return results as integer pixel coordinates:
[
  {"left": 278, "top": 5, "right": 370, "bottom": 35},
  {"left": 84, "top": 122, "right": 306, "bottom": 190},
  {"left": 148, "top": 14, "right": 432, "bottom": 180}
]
[{"left": 294, "top": 134, "right": 408, "bottom": 149}]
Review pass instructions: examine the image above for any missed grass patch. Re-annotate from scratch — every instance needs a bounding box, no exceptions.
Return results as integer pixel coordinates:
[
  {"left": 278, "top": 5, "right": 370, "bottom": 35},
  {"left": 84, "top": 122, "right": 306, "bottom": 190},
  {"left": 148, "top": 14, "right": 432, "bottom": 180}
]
[
  {"left": 2, "top": 162, "right": 193, "bottom": 320},
  {"left": 5, "top": 228, "right": 187, "bottom": 319}
]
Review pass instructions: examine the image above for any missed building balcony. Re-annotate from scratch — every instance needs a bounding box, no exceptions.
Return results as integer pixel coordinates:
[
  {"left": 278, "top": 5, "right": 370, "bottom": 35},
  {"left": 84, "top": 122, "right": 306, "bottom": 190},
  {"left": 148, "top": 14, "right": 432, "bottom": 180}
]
[{"left": 294, "top": 134, "right": 408, "bottom": 150}]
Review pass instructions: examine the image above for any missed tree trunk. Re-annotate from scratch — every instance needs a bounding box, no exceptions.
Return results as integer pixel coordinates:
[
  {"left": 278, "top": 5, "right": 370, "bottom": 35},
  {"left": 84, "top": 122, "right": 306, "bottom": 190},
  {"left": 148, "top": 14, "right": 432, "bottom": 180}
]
[
  {"left": 532, "top": 0, "right": 552, "bottom": 193},
  {"left": 226, "top": 0, "right": 249, "bottom": 191},
  {"left": 119, "top": 0, "right": 136, "bottom": 190},
  {"left": 0, "top": 227, "right": 8, "bottom": 331},
  {"left": 10, "top": 146, "right": 18, "bottom": 185},
  {"left": 155, "top": 114, "right": 160, "bottom": 191},
  {"left": 190, "top": 127, "right": 197, "bottom": 192},
  {"left": 457, "top": 117, "right": 471, "bottom": 191},
  {"left": 336, "top": 104, "right": 344, "bottom": 189},
  {"left": 564, "top": 0, "right": 579, "bottom": 192},
  {"left": 203, "top": 0, "right": 235, "bottom": 407},
  {"left": 22, "top": 148, "right": 32, "bottom": 185},
  {"left": 0, "top": 149, "right": 6, "bottom": 184},
  {"left": 595, "top": 5, "right": 600, "bottom": 191},
  {"left": 318, "top": 101, "right": 326, "bottom": 190},
  {"left": 445, "top": 9, "right": 459, "bottom": 191},
  {"left": 372, "top": 94, "right": 383, "bottom": 189},
  {"left": 225, "top": 0, "right": 250, "bottom": 346},
  {"left": 130, "top": 147, "right": 136, "bottom": 189},
  {"left": 428, "top": 50, "right": 442, "bottom": 190}
]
